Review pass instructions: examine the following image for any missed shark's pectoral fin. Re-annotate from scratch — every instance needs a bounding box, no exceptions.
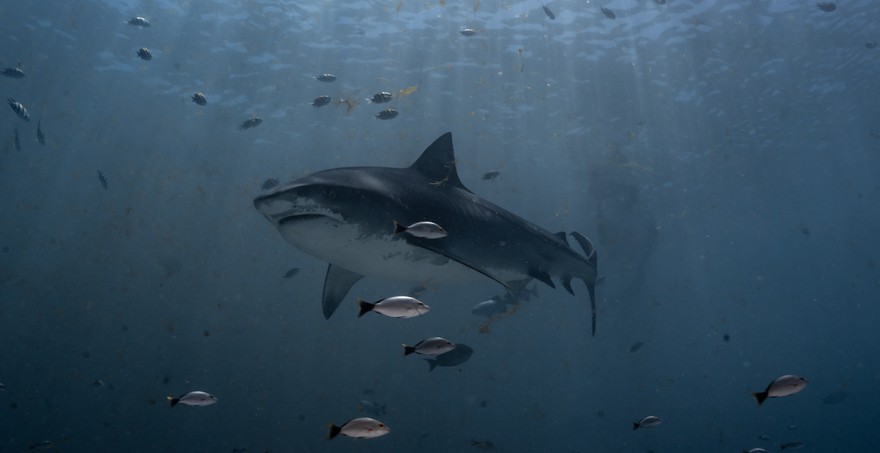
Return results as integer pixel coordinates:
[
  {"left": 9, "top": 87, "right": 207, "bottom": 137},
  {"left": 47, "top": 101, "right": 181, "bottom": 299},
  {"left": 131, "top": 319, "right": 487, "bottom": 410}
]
[
  {"left": 570, "top": 231, "right": 599, "bottom": 337},
  {"left": 405, "top": 238, "right": 510, "bottom": 290},
  {"left": 322, "top": 264, "right": 364, "bottom": 319}
]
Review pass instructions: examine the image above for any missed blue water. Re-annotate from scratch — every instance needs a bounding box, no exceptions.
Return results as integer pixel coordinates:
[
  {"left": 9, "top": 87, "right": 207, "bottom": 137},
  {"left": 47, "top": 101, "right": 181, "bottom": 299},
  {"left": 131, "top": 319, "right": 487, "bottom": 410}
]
[{"left": 2, "top": 0, "right": 878, "bottom": 451}]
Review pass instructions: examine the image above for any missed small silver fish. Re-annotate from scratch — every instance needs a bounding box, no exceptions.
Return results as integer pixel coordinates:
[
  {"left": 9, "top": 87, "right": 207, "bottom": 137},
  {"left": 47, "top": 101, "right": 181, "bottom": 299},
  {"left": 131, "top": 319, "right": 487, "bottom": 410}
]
[
  {"left": 358, "top": 296, "right": 430, "bottom": 318},
  {"left": 315, "top": 73, "right": 337, "bottom": 82},
  {"left": 403, "top": 337, "right": 456, "bottom": 356},
  {"left": 7, "top": 98, "right": 30, "bottom": 121},
  {"left": 2, "top": 67, "right": 25, "bottom": 79},
  {"left": 375, "top": 108, "right": 398, "bottom": 120},
  {"left": 633, "top": 415, "right": 663, "bottom": 430},
  {"left": 328, "top": 417, "right": 390, "bottom": 439},
  {"left": 37, "top": 120, "right": 46, "bottom": 145},
  {"left": 128, "top": 16, "right": 151, "bottom": 27},
  {"left": 460, "top": 28, "right": 479, "bottom": 36},
  {"left": 393, "top": 221, "right": 447, "bottom": 239},
  {"left": 0, "top": 382, "right": 6, "bottom": 391},
  {"left": 601, "top": 6, "right": 616, "bottom": 19},
  {"left": 28, "top": 440, "right": 56, "bottom": 450},
  {"left": 136, "top": 47, "right": 152, "bottom": 60},
  {"left": 239, "top": 116, "right": 263, "bottom": 130},
  {"left": 743, "top": 449, "right": 768, "bottom": 453},
  {"left": 191, "top": 92, "right": 207, "bottom": 105},
  {"left": 368, "top": 92, "right": 393, "bottom": 104},
  {"left": 752, "top": 375, "right": 808, "bottom": 406},
  {"left": 311, "top": 95, "right": 332, "bottom": 107},
  {"left": 471, "top": 297, "right": 507, "bottom": 318},
  {"left": 91, "top": 379, "right": 105, "bottom": 388},
  {"left": 167, "top": 390, "right": 217, "bottom": 407},
  {"left": 357, "top": 400, "right": 387, "bottom": 416}
]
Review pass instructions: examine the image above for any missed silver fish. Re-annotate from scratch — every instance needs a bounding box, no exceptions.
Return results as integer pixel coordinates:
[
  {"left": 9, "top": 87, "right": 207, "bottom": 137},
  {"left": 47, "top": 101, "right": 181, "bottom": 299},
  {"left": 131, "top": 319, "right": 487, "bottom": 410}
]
[
  {"left": 7, "top": 98, "right": 30, "bottom": 121},
  {"left": 2, "top": 67, "right": 25, "bottom": 78},
  {"left": 128, "top": 16, "right": 151, "bottom": 27},
  {"left": 328, "top": 417, "right": 389, "bottom": 439},
  {"left": 311, "top": 95, "right": 332, "bottom": 107},
  {"left": 471, "top": 297, "right": 507, "bottom": 318},
  {"left": 633, "top": 415, "right": 663, "bottom": 430},
  {"left": 375, "top": 108, "right": 398, "bottom": 120},
  {"left": 239, "top": 116, "right": 263, "bottom": 130},
  {"left": 167, "top": 390, "right": 217, "bottom": 407},
  {"left": 752, "top": 375, "right": 808, "bottom": 406},
  {"left": 393, "top": 221, "right": 447, "bottom": 239},
  {"left": 315, "top": 73, "right": 337, "bottom": 82},
  {"left": 460, "top": 28, "right": 479, "bottom": 36},
  {"left": 743, "top": 449, "right": 768, "bottom": 453},
  {"left": 136, "top": 47, "right": 152, "bottom": 60},
  {"left": 358, "top": 296, "right": 430, "bottom": 318},
  {"left": 191, "top": 92, "right": 207, "bottom": 105},
  {"left": 403, "top": 337, "right": 456, "bottom": 356},
  {"left": 368, "top": 92, "right": 393, "bottom": 104}
]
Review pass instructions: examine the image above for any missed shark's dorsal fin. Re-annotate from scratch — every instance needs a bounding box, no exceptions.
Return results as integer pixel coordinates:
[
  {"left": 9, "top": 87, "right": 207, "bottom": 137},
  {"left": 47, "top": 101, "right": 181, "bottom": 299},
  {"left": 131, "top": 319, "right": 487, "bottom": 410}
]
[{"left": 410, "top": 132, "right": 469, "bottom": 191}]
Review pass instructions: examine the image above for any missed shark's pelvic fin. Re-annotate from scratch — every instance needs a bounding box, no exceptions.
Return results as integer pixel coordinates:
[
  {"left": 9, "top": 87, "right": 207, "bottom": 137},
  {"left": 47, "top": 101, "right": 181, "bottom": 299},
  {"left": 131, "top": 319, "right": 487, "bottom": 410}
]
[{"left": 322, "top": 265, "right": 364, "bottom": 319}]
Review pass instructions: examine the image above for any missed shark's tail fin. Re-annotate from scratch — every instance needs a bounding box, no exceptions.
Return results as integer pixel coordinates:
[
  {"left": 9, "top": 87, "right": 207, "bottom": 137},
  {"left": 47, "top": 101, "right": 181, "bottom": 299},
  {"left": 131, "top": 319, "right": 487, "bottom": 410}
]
[{"left": 569, "top": 231, "right": 598, "bottom": 336}]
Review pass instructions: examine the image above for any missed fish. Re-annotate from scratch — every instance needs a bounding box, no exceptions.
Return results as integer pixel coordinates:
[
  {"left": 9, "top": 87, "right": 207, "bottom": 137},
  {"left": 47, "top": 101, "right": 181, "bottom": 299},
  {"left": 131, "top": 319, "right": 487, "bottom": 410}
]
[
  {"left": 393, "top": 221, "right": 447, "bottom": 239},
  {"left": 283, "top": 267, "right": 300, "bottom": 279},
  {"left": 260, "top": 178, "right": 278, "bottom": 192},
  {"left": 751, "top": 375, "right": 808, "bottom": 406},
  {"left": 742, "top": 449, "right": 767, "bottom": 453},
  {"left": 328, "top": 417, "right": 389, "bottom": 439},
  {"left": 0, "top": 383, "right": 5, "bottom": 390},
  {"left": 311, "top": 95, "right": 332, "bottom": 107},
  {"left": 542, "top": 5, "right": 555, "bottom": 20},
  {"left": 37, "top": 120, "right": 46, "bottom": 145},
  {"left": 758, "top": 434, "right": 771, "bottom": 441},
  {"left": 460, "top": 28, "right": 479, "bottom": 36},
  {"left": 471, "top": 297, "right": 507, "bottom": 318},
  {"left": 28, "top": 440, "right": 56, "bottom": 450},
  {"left": 136, "top": 47, "right": 152, "bottom": 60},
  {"left": 357, "top": 400, "right": 386, "bottom": 416},
  {"left": 633, "top": 415, "right": 663, "bottom": 430},
  {"left": 128, "top": 16, "right": 151, "bottom": 27},
  {"left": 780, "top": 441, "right": 804, "bottom": 450},
  {"left": 357, "top": 295, "right": 430, "bottom": 318},
  {"left": 7, "top": 98, "right": 30, "bottom": 121},
  {"left": 368, "top": 92, "right": 393, "bottom": 104},
  {"left": 167, "top": 390, "right": 217, "bottom": 407},
  {"left": 91, "top": 379, "right": 105, "bottom": 388},
  {"left": 2, "top": 67, "right": 25, "bottom": 78},
  {"left": 191, "top": 92, "right": 207, "bottom": 105},
  {"left": 601, "top": 7, "right": 616, "bottom": 19},
  {"left": 375, "top": 108, "right": 399, "bottom": 120},
  {"left": 425, "top": 343, "right": 473, "bottom": 371},
  {"left": 261, "top": 178, "right": 279, "bottom": 191},
  {"left": 13, "top": 128, "right": 21, "bottom": 151},
  {"left": 821, "top": 390, "right": 848, "bottom": 405},
  {"left": 253, "top": 133, "right": 599, "bottom": 334},
  {"left": 816, "top": 2, "right": 836, "bottom": 12},
  {"left": 97, "top": 170, "right": 108, "bottom": 190},
  {"left": 482, "top": 170, "right": 500, "bottom": 181},
  {"left": 239, "top": 116, "right": 263, "bottom": 130},
  {"left": 315, "top": 73, "right": 337, "bottom": 82},
  {"left": 403, "top": 337, "right": 456, "bottom": 356},
  {"left": 627, "top": 341, "right": 644, "bottom": 353}
]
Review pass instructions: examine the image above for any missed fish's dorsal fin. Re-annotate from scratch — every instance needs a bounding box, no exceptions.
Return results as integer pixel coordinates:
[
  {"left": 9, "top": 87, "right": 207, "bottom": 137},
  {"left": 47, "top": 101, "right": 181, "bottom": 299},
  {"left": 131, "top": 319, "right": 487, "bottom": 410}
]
[{"left": 410, "top": 132, "right": 469, "bottom": 192}]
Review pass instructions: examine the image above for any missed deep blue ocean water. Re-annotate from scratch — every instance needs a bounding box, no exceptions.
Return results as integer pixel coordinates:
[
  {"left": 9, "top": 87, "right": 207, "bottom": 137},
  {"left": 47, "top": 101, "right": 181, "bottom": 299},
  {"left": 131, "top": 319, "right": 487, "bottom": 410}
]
[{"left": 1, "top": 0, "right": 878, "bottom": 451}]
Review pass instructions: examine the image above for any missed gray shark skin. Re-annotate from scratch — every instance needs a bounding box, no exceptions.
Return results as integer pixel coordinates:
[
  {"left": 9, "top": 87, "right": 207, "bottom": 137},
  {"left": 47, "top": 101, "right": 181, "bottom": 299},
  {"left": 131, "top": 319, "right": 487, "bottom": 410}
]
[{"left": 254, "top": 133, "right": 599, "bottom": 334}]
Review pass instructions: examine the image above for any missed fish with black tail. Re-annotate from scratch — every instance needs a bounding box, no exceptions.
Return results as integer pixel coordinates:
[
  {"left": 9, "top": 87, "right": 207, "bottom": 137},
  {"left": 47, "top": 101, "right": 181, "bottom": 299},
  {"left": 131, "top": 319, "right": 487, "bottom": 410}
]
[
  {"left": 328, "top": 417, "right": 389, "bottom": 439},
  {"left": 97, "top": 171, "right": 108, "bottom": 190},
  {"left": 368, "top": 92, "right": 393, "bottom": 104},
  {"left": 167, "top": 390, "right": 217, "bottom": 407},
  {"left": 37, "top": 120, "right": 46, "bottom": 145},
  {"left": 311, "top": 95, "right": 332, "bottom": 107},
  {"left": 7, "top": 98, "right": 30, "bottom": 121},
  {"left": 358, "top": 296, "right": 430, "bottom": 318},
  {"left": 633, "top": 415, "right": 663, "bottom": 430},
  {"left": 2, "top": 66, "right": 25, "bottom": 79},
  {"left": 239, "top": 116, "right": 263, "bottom": 130},
  {"left": 136, "top": 48, "right": 152, "bottom": 60},
  {"left": 375, "top": 108, "right": 398, "bottom": 120},
  {"left": 403, "top": 337, "right": 455, "bottom": 356},
  {"left": 751, "top": 375, "right": 808, "bottom": 406}
]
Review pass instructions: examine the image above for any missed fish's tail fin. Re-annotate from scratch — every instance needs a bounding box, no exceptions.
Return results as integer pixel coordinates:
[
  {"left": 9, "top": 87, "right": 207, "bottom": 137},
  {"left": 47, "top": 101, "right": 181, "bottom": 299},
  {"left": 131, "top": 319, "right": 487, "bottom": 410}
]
[
  {"left": 357, "top": 299, "right": 375, "bottom": 317},
  {"left": 328, "top": 423, "right": 342, "bottom": 440},
  {"left": 752, "top": 391, "right": 768, "bottom": 406},
  {"left": 632, "top": 422, "right": 640, "bottom": 430},
  {"left": 166, "top": 396, "right": 179, "bottom": 408},
  {"left": 393, "top": 221, "right": 406, "bottom": 234},
  {"left": 570, "top": 231, "right": 598, "bottom": 336},
  {"left": 403, "top": 344, "right": 416, "bottom": 356}
]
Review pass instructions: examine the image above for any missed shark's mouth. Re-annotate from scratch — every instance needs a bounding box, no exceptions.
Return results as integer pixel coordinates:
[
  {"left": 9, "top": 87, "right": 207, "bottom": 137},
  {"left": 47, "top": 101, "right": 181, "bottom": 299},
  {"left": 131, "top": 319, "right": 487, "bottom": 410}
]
[{"left": 278, "top": 213, "right": 340, "bottom": 226}]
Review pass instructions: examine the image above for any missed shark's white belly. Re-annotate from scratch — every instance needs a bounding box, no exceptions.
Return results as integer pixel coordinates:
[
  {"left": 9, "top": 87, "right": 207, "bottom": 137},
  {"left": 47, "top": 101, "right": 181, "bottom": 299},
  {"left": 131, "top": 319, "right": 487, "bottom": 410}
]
[{"left": 278, "top": 217, "right": 518, "bottom": 284}]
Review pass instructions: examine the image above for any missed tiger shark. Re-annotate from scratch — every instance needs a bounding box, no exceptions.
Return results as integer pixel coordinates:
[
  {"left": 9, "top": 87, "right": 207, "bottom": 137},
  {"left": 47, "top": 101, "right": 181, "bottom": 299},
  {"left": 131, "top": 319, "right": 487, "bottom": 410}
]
[{"left": 254, "top": 133, "right": 600, "bottom": 334}]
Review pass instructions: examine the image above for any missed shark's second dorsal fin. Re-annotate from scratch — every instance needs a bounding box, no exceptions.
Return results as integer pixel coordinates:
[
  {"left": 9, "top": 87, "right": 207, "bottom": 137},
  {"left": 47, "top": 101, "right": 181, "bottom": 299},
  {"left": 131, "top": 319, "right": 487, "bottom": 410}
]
[{"left": 410, "top": 132, "right": 468, "bottom": 191}]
